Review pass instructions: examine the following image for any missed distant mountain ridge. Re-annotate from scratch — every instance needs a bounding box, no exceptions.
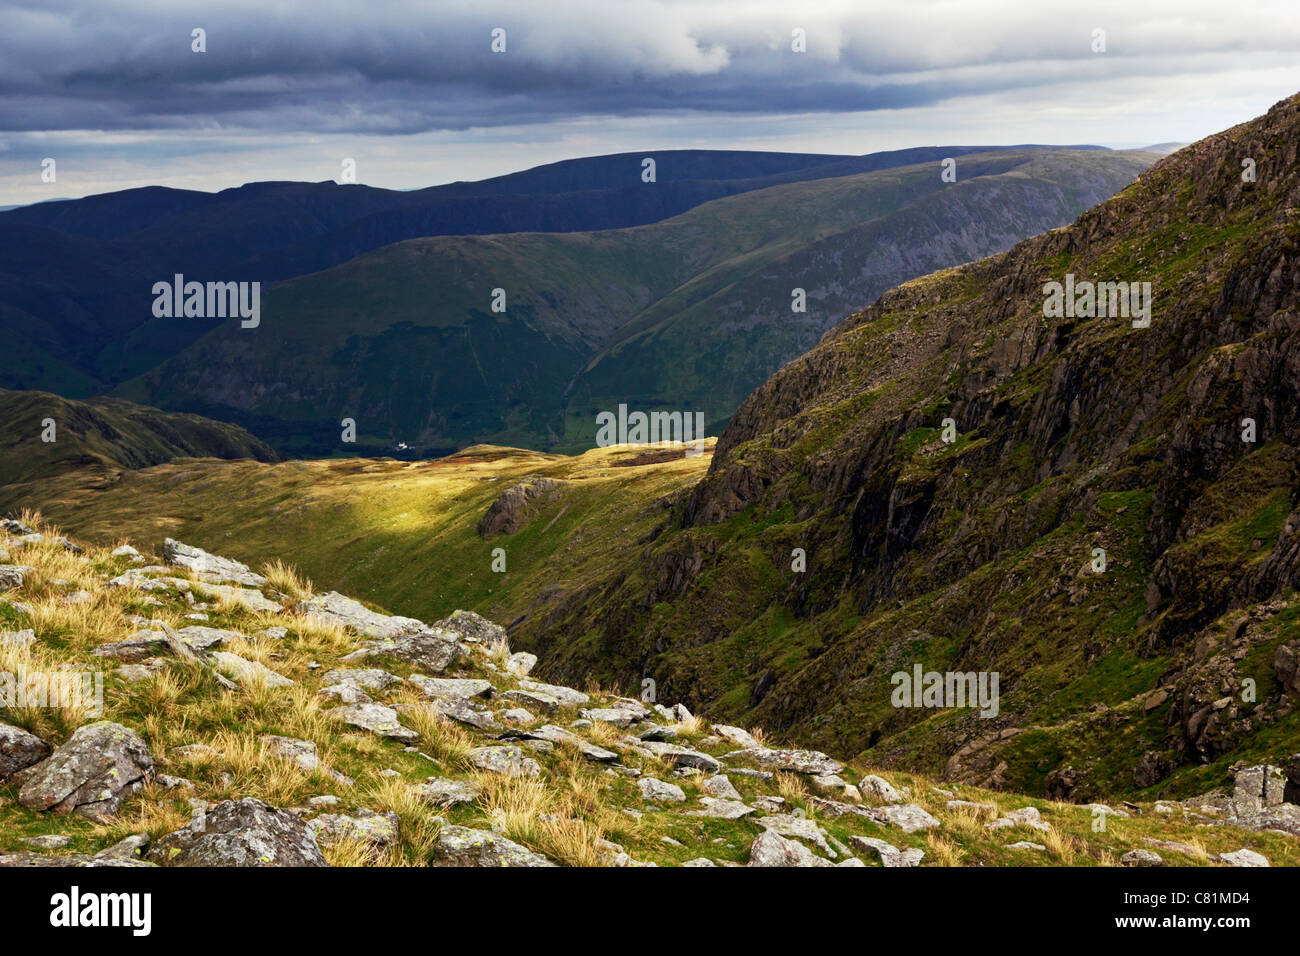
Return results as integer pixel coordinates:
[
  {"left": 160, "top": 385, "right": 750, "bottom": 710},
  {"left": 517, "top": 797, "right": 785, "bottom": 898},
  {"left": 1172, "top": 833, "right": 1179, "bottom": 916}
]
[
  {"left": 0, "top": 144, "right": 1143, "bottom": 455},
  {"left": 108, "top": 148, "right": 1156, "bottom": 456}
]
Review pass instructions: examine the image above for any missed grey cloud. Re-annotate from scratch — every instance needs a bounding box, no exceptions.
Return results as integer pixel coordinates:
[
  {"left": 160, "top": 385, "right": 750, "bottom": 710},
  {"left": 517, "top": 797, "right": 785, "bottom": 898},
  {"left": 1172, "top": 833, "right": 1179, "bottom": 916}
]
[{"left": 2, "top": 0, "right": 1298, "bottom": 135}]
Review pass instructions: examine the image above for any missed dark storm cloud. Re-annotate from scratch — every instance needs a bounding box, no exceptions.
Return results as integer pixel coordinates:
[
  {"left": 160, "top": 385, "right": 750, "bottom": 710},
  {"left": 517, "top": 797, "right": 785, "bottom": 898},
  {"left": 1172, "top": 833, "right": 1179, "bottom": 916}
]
[{"left": 4, "top": 0, "right": 1297, "bottom": 135}]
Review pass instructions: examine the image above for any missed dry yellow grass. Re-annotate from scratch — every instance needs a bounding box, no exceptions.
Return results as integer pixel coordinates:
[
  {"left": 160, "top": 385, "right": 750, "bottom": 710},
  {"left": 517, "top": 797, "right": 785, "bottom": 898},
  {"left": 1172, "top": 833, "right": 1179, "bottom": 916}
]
[
  {"left": 774, "top": 771, "right": 807, "bottom": 806},
  {"left": 261, "top": 559, "right": 314, "bottom": 601},
  {"left": 1043, "top": 827, "right": 1085, "bottom": 864},
  {"left": 925, "top": 832, "right": 966, "bottom": 866}
]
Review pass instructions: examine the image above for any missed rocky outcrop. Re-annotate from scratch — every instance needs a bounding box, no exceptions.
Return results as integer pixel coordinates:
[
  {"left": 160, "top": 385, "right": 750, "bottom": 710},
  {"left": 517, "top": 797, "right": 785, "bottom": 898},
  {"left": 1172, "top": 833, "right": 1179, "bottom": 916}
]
[{"left": 478, "top": 477, "right": 564, "bottom": 537}]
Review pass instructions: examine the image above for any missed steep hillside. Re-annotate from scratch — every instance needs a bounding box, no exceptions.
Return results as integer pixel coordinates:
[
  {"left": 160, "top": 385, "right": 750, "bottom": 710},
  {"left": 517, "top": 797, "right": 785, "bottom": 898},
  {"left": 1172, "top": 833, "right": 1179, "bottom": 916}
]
[
  {"left": 2, "top": 521, "right": 1294, "bottom": 867},
  {"left": 116, "top": 149, "right": 1155, "bottom": 455},
  {"left": 0, "top": 389, "right": 279, "bottom": 487},
  {"left": 479, "top": 93, "right": 1300, "bottom": 802}
]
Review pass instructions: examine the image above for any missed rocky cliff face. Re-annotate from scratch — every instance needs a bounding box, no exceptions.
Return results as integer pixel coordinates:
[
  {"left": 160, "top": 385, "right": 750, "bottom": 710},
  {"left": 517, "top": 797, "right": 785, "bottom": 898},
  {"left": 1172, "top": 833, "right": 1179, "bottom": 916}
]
[{"left": 520, "top": 93, "right": 1300, "bottom": 801}]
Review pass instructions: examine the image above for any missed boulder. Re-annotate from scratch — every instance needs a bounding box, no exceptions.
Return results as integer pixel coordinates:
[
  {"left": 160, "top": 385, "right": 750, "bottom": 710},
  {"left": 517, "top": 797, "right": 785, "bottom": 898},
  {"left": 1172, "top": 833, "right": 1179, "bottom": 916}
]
[
  {"left": 638, "top": 777, "right": 686, "bottom": 803},
  {"left": 636, "top": 741, "right": 720, "bottom": 772},
  {"left": 849, "top": 835, "right": 924, "bottom": 867},
  {"left": 1231, "top": 765, "right": 1287, "bottom": 810},
  {"left": 722, "top": 747, "right": 842, "bottom": 775},
  {"left": 148, "top": 798, "right": 327, "bottom": 866},
  {"left": 163, "top": 539, "right": 266, "bottom": 588},
  {"left": 0, "top": 565, "right": 35, "bottom": 590},
  {"left": 0, "top": 720, "right": 51, "bottom": 781},
  {"left": 323, "top": 668, "right": 402, "bottom": 692},
  {"left": 260, "top": 735, "right": 325, "bottom": 772},
  {"left": 516, "top": 679, "right": 589, "bottom": 708},
  {"left": 18, "top": 721, "right": 153, "bottom": 822},
  {"left": 433, "top": 610, "right": 506, "bottom": 645},
  {"left": 317, "top": 682, "right": 373, "bottom": 705},
  {"left": 711, "top": 724, "right": 760, "bottom": 748},
  {"left": 502, "top": 724, "right": 617, "bottom": 762},
  {"left": 347, "top": 630, "right": 461, "bottom": 673},
  {"left": 310, "top": 809, "right": 399, "bottom": 851},
  {"left": 880, "top": 804, "right": 941, "bottom": 833},
  {"left": 748, "top": 830, "right": 832, "bottom": 867},
  {"left": 296, "top": 591, "right": 427, "bottom": 639},
  {"left": 408, "top": 675, "right": 493, "bottom": 701},
  {"left": 175, "top": 626, "right": 243, "bottom": 651},
  {"left": 432, "top": 826, "right": 554, "bottom": 867},
  {"left": 211, "top": 651, "right": 294, "bottom": 688},
  {"left": 858, "top": 774, "right": 905, "bottom": 804},
  {"left": 328, "top": 703, "right": 419, "bottom": 742},
  {"left": 687, "top": 798, "right": 755, "bottom": 819},
  {"left": 757, "top": 813, "right": 835, "bottom": 856},
  {"left": 503, "top": 689, "right": 559, "bottom": 714},
  {"left": 1218, "top": 849, "right": 1269, "bottom": 867},
  {"left": 506, "top": 652, "right": 537, "bottom": 676},
  {"left": 1121, "top": 849, "right": 1164, "bottom": 867},
  {"left": 468, "top": 745, "right": 541, "bottom": 777},
  {"left": 702, "top": 774, "right": 742, "bottom": 800},
  {"left": 987, "top": 806, "right": 1050, "bottom": 832},
  {"left": 412, "top": 777, "right": 481, "bottom": 807}
]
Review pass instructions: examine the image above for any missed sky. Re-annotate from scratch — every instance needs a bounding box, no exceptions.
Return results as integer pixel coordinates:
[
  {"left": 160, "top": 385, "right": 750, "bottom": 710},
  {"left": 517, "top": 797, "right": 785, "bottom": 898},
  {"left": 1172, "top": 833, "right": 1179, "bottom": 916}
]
[{"left": 2, "top": 0, "right": 1299, "bottom": 204}]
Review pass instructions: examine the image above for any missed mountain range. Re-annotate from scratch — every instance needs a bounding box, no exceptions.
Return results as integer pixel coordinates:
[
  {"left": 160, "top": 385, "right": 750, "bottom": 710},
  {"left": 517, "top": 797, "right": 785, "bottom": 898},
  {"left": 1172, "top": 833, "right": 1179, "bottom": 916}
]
[{"left": 1, "top": 145, "right": 1152, "bottom": 456}]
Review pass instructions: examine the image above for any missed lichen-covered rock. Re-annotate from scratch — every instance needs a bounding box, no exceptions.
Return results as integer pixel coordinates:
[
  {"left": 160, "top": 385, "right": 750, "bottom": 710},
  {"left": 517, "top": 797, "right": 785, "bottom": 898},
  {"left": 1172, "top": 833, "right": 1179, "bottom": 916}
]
[
  {"left": 0, "top": 565, "right": 35, "bottom": 590},
  {"left": 636, "top": 741, "right": 720, "bottom": 772},
  {"left": 748, "top": 830, "right": 833, "bottom": 867},
  {"left": 506, "top": 652, "right": 537, "bottom": 676},
  {"left": 468, "top": 745, "right": 541, "bottom": 777},
  {"left": 297, "top": 591, "right": 427, "bottom": 639},
  {"left": 211, "top": 651, "right": 294, "bottom": 688},
  {"left": 1218, "top": 849, "right": 1269, "bottom": 867},
  {"left": 408, "top": 675, "right": 493, "bottom": 701},
  {"left": 309, "top": 809, "right": 399, "bottom": 851},
  {"left": 515, "top": 679, "right": 589, "bottom": 707},
  {"left": 880, "top": 804, "right": 942, "bottom": 833},
  {"left": 0, "top": 720, "right": 51, "bottom": 781},
  {"left": 328, "top": 703, "right": 419, "bottom": 742},
  {"left": 323, "top": 668, "right": 402, "bottom": 692},
  {"left": 1121, "top": 849, "right": 1164, "bottom": 867},
  {"left": 433, "top": 609, "right": 506, "bottom": 645},
  {"left": 638, "top": 777, "right": 686, "bottom": 803},
  {"left": 163, "top": 538, "right": 267, "bottom": 587},
  {"left": 849, "top": 835, "right": 924, "bottom": 867},
  {"left": 148, "top": 798, "right": 327, "bottom": 866},
  {"left": 432, "top": 825, "right": 555, "bottom": 867},
  {"left": 18, "top": 721, "right": 153, "bottom": 822},
  {"left": 412, "top": 777, "right": 481, "bottom": 807},
  {"left": 722, "top": 747, "right": 843, "bottom": 775}
]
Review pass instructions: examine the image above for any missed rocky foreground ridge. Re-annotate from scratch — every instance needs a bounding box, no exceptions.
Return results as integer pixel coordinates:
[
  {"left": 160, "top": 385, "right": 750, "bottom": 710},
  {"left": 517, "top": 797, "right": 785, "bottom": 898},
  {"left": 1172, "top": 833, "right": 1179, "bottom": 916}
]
[{"left": 1, "top": 516, "right": 1298, "bottom": 867}]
